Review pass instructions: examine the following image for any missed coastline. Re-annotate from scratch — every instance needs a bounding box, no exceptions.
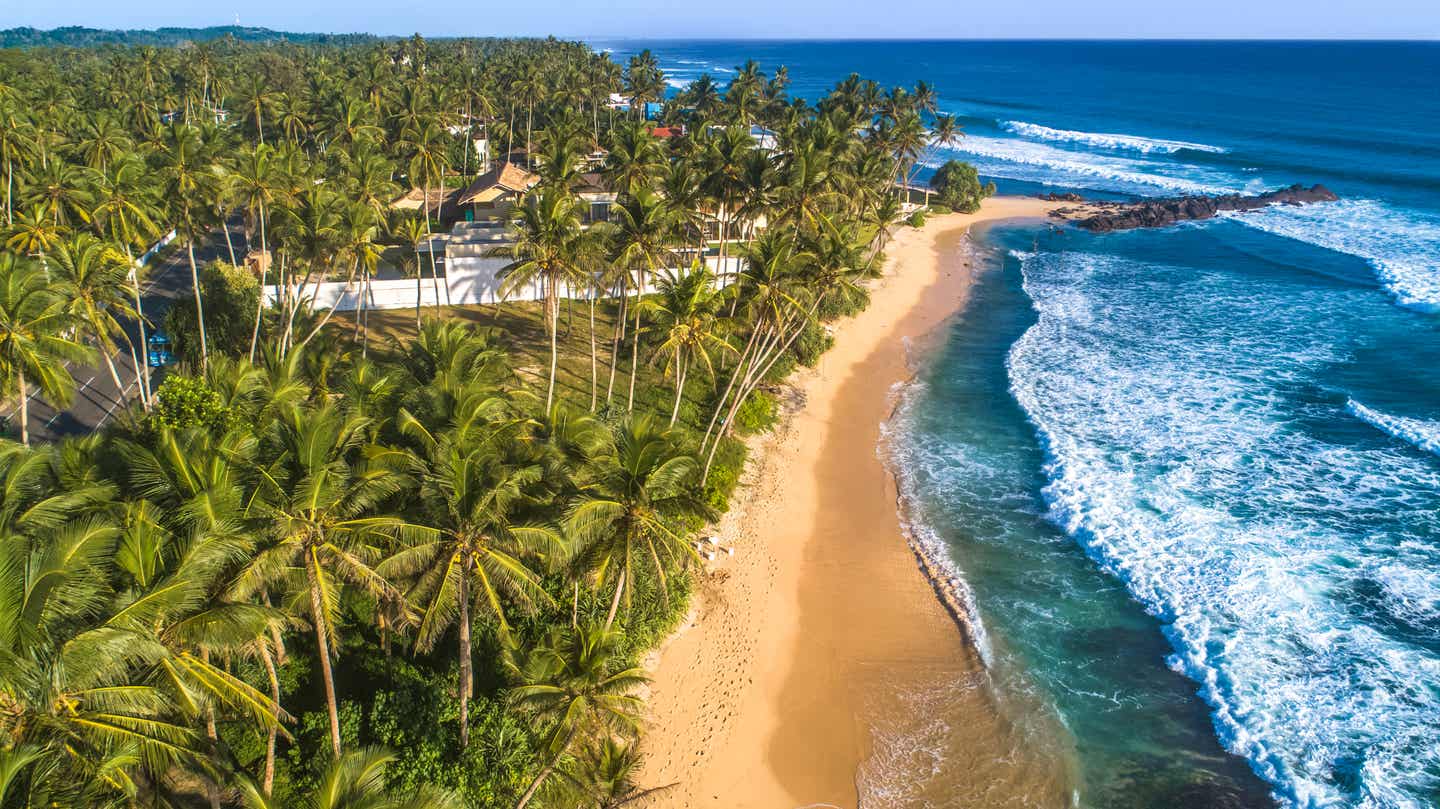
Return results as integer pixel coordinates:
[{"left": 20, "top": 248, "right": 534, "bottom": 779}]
[{"left": 636, "top": 197, "right": 1072, "bottom": 808}]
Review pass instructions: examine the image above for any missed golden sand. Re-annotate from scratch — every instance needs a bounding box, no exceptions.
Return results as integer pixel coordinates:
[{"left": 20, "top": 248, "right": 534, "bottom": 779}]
[{"left": 636, "top": 198, "right": 1077, "bottom": 808}]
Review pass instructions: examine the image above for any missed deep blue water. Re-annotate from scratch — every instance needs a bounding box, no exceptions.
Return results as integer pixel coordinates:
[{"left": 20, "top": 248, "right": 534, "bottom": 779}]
[{"left": 594, "top": 40, "right": 1440, "bottom": 808}]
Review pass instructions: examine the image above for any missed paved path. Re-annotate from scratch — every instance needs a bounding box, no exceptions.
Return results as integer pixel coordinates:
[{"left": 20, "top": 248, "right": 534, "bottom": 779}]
[{"left": 4, "top": 224, "right": 245, "bottom": 443}]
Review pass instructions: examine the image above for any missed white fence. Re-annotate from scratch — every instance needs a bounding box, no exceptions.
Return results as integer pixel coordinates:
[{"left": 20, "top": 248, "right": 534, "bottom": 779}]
[{"left": 263, "top": 250, "right": 744, "bottom": 313}]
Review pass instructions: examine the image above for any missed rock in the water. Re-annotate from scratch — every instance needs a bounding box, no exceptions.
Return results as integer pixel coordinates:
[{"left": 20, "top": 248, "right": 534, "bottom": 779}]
[{"left": 1070, "top": 184, "right": 1338, "bottom": 232}]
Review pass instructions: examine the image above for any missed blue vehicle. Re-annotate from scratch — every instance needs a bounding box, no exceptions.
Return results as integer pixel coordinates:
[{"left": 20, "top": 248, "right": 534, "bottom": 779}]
[{"left": 147, "top": 331, "right": 174, "bottom": 368}]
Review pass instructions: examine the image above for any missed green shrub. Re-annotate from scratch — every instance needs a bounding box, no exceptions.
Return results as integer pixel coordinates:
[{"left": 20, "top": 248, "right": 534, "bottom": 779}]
[
  {"left": 929, "top": 160, "right": 995, "bottom": 213},
  {"left": 703, "top": 438, "right": 748, "bottom": 513},
  {"left": 791, "top": 320, "right": 834, "bottom": 368},
  {"left": 165, "top": 259, "right": 259, "bottom": 364},
  {"left": 734, "top": 390, "right": 778, "bottom": 435},
  {"left": 148, "top": 374, "right": 235, "bottom": 433}
]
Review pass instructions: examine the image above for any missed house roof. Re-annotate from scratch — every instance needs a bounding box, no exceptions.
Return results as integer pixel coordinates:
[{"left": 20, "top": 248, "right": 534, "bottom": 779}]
[
  {"left": 650, "top": 125, "right": 683, "bottom": 139},
  {"left": 391, "top": 186, "right": 461, "bottom": 217},
  {"left": 572, "top": 172, "right": 612, "bottom": 195},
  {"left": 457, "top": 162, "right": 540, "bottom": 205}
]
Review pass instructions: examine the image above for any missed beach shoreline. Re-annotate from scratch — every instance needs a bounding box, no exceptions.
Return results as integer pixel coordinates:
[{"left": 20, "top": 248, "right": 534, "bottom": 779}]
[{"left": 636, "top": 197, "right": 1071, "bottom": 808}]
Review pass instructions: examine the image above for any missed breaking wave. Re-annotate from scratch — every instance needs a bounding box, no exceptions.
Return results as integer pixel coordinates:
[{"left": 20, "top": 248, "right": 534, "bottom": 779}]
[
  {"left": 1008, "top": 248, "right": 1440, "bottom": 808},
  {"left": 1001, "top": 120, "right": 1228, "bottom": 155},
  {"left": 1347, "top": 399, "right": 1440, "bottom": 457}
]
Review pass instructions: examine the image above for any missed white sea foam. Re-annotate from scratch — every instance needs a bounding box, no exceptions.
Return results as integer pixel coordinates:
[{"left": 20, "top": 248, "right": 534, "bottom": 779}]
[
  {"left": 881, "top": 380, "right": 997, "bottom": 667},
  {"left": 1235, "top": 200, "right": 1440, "bottom": 312},
  {"left": 1347, "top": 399, "right": 1440, "bottom": 457},
  {"left": 931, "top": 136, "right": 1239, "bottom": 197},
  {"left": 1001, "top": 120, "right": 1228, "bottom": 155},
  {"left": 664, "top": 77, "right": 691, "bottom": 90},
  {"left": 1007, "top": 249, "right": 1440, "bottom": 808}
]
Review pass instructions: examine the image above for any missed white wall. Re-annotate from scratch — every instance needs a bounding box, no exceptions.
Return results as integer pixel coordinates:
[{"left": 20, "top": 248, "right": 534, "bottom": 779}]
[{"left": 263, "top": 251, "right": 744, "bottom": 313}]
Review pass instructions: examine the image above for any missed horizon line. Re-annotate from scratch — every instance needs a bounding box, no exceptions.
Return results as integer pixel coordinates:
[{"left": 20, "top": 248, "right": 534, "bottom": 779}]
[{"left": 3, "top": 26, "right": 1437, "bottom": 43}]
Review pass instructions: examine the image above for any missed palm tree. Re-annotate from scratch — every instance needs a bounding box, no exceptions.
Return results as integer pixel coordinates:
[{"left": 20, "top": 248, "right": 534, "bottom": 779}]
[
  {"left": 393, "top": 213, "right": 432, "bottom": 329},
  {"left": 298, "top": 200, "right": 379, "bottom": 351},
  {"left": 497, "top": 186, "right": 594, "bottom": 410},
  {"left": 601, "top": 121, "right": 665, "bottom": 196},
  {"left": 567, "top": 416, "right": 708, "bottom": 629},
  {"left": 0, "top": 97, "right": 36, "bottom": 226},
  {"left": 4, "top": 204, "right": 63, "bottom": 278},
  {"left": 384, "top": 408, "right": 561, "bottom": 747},
  {"left": 52, "top": 233, "right": 140, "bottom": 404},
  {"left": 274, "top": 186, "right": 342, "bottom": 356},
  {"left": 643, "top": 266, "right": 733, "bottom": 426},
  {"left": 155, "top": 124, "right": 216, "bottom": 370},
  {"left": 73, "top": 112, "right": 133, "bottom": 173},
  {"left": 240, "top": 400, "right": 414, "bottom": 756},
  {"left": 0, "top": 254, "right": 93, "bottom": 445},
  {"left": 622, "top": 51, "right": 664, "bottom": 120},
  {"left": 701, "top": 126, "right": 754, "bottom": 289},
  {"left": 237, "top": 74, "right": 277, "bottom": 145},
  {"left": 400, "top": 118, "right": 451, "bottom": 306},
  {"left": 239, "top": 747, "right": 463, "bottom": 809},
  {"left": 553, "top": 738, "right": 675, "bottom": 809},
  {"left": 511, "top": 625, "right": 648, "bottom": 809},
  {"left": 228, "top": 143, "right": 285, "bottom": 361},
  {"left": 0, "top": 515, "right": 204, "bottom": 805},
  {"left": 608, "top": 187, "right": 678, "bottom": 411},
  {"left": 88, "top": 155, "right": 161, "bottom": 407}
]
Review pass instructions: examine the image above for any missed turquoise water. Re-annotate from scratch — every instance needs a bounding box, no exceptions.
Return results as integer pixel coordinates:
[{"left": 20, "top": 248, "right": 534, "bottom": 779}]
[{"left": 594, "top": 40, "right": 1440, "bottom": 808}]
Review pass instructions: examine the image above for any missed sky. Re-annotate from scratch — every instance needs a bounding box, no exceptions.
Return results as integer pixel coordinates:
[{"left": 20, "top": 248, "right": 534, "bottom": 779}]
[{"left": 7, "top": 0, "right": 1439, "bottom": 40}]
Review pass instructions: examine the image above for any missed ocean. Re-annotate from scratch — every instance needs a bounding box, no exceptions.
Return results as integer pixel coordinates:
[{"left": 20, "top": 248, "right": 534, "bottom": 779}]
[{"left": 593, "top": 40, "right": 1440, "bottom": 808}]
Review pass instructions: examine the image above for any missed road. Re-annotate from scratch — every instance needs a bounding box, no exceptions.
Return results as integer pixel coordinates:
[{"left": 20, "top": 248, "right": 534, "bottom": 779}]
[{"left": 3, "top": 224, "right": 245, "bottom": 444}]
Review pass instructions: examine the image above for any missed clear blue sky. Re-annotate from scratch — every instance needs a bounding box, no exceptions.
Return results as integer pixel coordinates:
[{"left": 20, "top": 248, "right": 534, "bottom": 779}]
[{"left": 9, "top": 0, "right": 1439, "bottom": 40}]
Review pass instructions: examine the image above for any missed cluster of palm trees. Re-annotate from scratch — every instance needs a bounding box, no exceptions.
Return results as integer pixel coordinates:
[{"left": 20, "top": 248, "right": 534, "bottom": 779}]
[
  {"left": 2, "top": 321, "right": 708, "bottom": 808},
  {"left": 0, "top": 31, "right": 969, "bottom": 809}
]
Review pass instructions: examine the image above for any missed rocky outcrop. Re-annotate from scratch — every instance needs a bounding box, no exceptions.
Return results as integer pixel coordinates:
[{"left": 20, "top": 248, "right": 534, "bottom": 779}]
[{"left": 1058, "top": 184, "right": 1338, "bottom": 232}]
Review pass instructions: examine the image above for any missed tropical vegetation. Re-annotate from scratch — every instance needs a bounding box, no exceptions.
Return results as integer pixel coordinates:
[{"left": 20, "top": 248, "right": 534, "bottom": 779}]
[{"left": 0, "top": 31, "right": 982, "bottom": 808}]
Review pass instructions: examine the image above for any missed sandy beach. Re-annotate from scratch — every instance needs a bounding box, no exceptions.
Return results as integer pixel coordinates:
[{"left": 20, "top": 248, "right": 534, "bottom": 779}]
[{"left": 637, "top": 197, "right": 1075, "bottom": 808}]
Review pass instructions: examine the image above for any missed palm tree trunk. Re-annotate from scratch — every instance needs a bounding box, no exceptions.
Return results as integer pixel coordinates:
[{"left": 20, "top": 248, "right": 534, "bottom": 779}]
[
  {"left": 514, "top": 727, "right": 577, "bottom": 809},
  {"left": 414, "top": 247, "right": 423, "bottom": 330},
  {"left": 588, "top": 291, "right": 598, "bottom": 412},
  {"left": 424, "top": 190, "right": 443, "bottom": 309},
  {"left": 17, "top": 375, "right": 28, "bottom": 446},
  {"left": 545, "top": 286, "right": 559, "bottom": 411},
  {"left": 626, "top": 266, "right": 647, "bottom": 411},
  {"left": 457, "top": 568, "right": 472, "bottom": 749},
  {"left": 222, "top": 217, "right": 237, "bottom": 267},
  {"left": 298, "top": 259, "right": 358, "bottom": 349},
  {"left": 100, "top": 350, "right": 126, "bottom": 407},
  {"left": 123, "top": 338, "right": 145, "bottom": 410},
  {"left": 669, "top": 353, "right": 687, "bottom": 427},
  {"left": 259, "top": 644, "right": 280, "bottom": 797},
  {"left": 187, "top": 238, "right": 210, "bottom": 372},
  {"left": 202, "top": 649, "right": 222, "bottom": 809},
  {"left": 248, "top": 204, "right": 268, "bottom": 362},
  {"left": 360, "top": 267, "right": 371, "bottom": 359},
  {"left": 124, "top": 246, "right": 152, "bottom": 409},
  {"left": 304, "top": 552, "right": 343, "bottom": 757},
  {"left": 603, "top": 569, "right": 626, "bottom": 631},
  {"left": 606, "top": 283, "right": 626, "bottom": 406}
]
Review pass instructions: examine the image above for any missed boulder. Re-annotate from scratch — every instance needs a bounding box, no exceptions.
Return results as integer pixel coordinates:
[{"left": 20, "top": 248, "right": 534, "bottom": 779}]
[{"left": 1073, "top": 184, "right": 1338, "bottom": 232}]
